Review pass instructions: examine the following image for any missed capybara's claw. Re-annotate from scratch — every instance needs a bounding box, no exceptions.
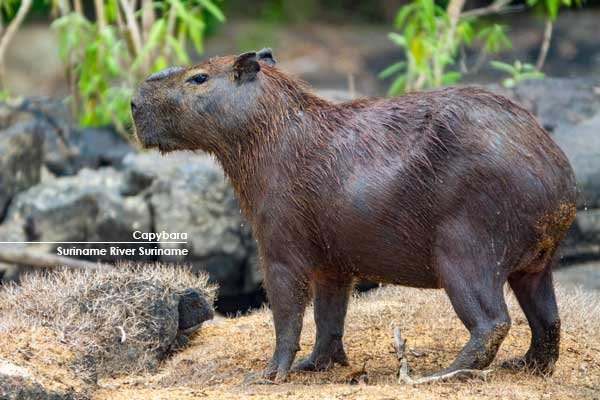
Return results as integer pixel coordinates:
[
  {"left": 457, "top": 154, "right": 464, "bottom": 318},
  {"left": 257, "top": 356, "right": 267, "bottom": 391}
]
[
  {"left": 242, "top": 370, "right": 277, "bottom": 385},
  {"left": 501, "top": 357, "right": 527, "bottom": 371},
  {"left": 501, "top": 356, "right": 555, "bottom": 376},
  {"left": 293, "top": 356, "right": 324, "bottom": 371},
  {"left": 293, "top": 352, "right": 348, "bottom": 372}
]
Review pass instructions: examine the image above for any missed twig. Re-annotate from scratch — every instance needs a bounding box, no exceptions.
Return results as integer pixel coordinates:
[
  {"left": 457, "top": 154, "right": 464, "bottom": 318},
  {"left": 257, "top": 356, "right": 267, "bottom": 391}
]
[
  {"left": 158, "top": 5, "right": 178, "bottom": 62},
  {"left": 141, "top": 0, "right": 155, "bottom": 43},
  {"left": 431, "top": 0, "right": 466, "bottom": 89},
  {"left": 392, "top": 326, "right": 493, "bottom": 385},
  {"left": 347, "top": 74, "right": 356, "bottom": 99},
  {"left": 116, "top": 326, "right": 127, "bottom": 343},
  {"left": 118, "top": 0, "right": 143, "bottom": 59},
  {"left": 0, "top": 249, "right": 112, "bottom": 271},
  {"left": 0, "top": 0, "right": 33, "bottom": 89},
  {"left": 536, "top": 18, "right": 553, "bottom": 71},
  {"left": 461, "top": 0, "right": 523, "bottom": 18},
  {"left": 94, "top": 0, "right": 106, "bottom": 31},
  {"left": 73, "top": 0, "right": 83, "bottom": 14}
]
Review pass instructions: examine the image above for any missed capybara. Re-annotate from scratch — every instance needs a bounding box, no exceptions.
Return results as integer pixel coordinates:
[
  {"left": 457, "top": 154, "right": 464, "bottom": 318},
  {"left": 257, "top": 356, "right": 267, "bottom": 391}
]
[{"left": 131, "top": 49, "right": 578, "bottom": 382}]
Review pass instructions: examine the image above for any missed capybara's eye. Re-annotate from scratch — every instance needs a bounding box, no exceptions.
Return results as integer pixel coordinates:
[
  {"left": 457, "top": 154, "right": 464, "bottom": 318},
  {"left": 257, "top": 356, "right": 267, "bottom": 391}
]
[{"left": 187, "top": 73, "right": 209, "bottom": 85}]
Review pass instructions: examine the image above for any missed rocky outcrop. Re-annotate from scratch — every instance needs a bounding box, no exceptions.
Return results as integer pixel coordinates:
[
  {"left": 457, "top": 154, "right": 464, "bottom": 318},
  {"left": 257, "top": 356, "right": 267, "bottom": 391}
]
[
  {"left": 553, "top": 113, "right": 600, "bottom": 209},
  {"left": 0, "top": 150, "right": 260, "bottom": 301},
  {"left": 0, "top": 106, "right": 44, "bottom": 220},
  {"left": 4, "top": 168, "right": 152, "bottom": 262}
]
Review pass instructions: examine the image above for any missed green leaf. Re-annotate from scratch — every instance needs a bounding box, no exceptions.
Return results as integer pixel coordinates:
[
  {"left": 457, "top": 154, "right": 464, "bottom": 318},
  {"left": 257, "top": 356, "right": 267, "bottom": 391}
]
[
  {"left": 388, "top": 75, "right": 407, "bottom": 96},
  {"left": 197, "top": 0, "right": 225, "bottom": 21},
  {"left": 394, "top": 4, "right": 415, "bottom": 29},
  {"left": 388, "top": 32, "right": 407, "bottom": 48},
  {"left": 379, "top": 62, "right": 406, "bottom": 79},
  {"left": 490, "top": 60, "right": 516, "bottom": 74},
  {"left": 503, "top": 78, "right": 516, "bottom": 88},
  {"left": 442, "top": 71, "right": 461, "bottom": 84},
  {"left": 545, "top": 0, "right": 559, "bottom": 19},
  {"left": 518, "top": 71, "right": 545, "bottom": 80},
  {"left": 420, "top": 0, "right": 436, "bottom": 34},
  {"left": 166, "top": 36, "right": 190, "bottom": 63}
]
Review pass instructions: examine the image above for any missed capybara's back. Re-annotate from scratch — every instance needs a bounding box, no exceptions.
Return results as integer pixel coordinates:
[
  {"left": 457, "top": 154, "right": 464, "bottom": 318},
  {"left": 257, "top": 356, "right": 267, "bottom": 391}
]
[
  {"left": 310, "top": 87, "right": 577, "bottom": 289},
  {"left": 131, "top": 49, "right": 577, "bottom": 382}
]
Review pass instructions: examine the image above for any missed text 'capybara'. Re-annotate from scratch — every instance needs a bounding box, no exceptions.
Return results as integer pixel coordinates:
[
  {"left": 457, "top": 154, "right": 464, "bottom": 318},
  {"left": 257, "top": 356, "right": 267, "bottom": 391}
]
[{"left": 131, "top": 49, "right": 577, "bottom": 382}]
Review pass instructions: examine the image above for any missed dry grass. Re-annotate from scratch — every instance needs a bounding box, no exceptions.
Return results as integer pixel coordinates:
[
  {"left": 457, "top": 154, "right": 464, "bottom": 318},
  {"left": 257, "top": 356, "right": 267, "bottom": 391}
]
[
  {"left": 94, "top": 284, "right": 600, "bottom": 400},
  {"left": 0, "top": 263, "right": 215, "bottom": 390}
]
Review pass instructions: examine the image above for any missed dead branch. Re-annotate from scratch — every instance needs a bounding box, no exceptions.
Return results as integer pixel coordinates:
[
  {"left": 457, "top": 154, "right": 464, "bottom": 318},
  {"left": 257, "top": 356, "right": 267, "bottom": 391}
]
[
  {"left": 392, "top": 326, "right": 493, "bottom": 385},
  {"left": 0, "top": 248, "right": 112, "bottom": 271}
]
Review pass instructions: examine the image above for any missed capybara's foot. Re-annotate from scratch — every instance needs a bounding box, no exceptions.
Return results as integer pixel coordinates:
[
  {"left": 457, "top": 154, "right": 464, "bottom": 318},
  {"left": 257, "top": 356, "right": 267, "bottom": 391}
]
[
  {"left": 243, "top": 356, "right": 291, "bottom": 385},
  {"left": 293, "top": 347, "right": 349, "bottom": 371},
  {"left": 501, "top": 350, "right": 558, "bottom": 376},
  {"left": 242, "top": 369, "right": 279, "bottom": 385}
]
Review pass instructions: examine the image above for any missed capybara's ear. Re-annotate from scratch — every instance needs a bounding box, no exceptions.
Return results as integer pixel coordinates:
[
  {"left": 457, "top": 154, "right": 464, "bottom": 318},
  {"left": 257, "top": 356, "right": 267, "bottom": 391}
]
[
  {"left": 257, "top": 48, "right": 276, "bottom": 65},
  {"left": 233, "top": 51, "right": 260, "bottom": 83}
]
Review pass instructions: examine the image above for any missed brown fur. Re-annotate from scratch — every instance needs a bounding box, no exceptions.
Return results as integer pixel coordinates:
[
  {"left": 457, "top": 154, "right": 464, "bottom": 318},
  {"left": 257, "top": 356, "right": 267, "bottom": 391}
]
[{"left": 131, "top": 50, "right": 577, "bottom": 381}]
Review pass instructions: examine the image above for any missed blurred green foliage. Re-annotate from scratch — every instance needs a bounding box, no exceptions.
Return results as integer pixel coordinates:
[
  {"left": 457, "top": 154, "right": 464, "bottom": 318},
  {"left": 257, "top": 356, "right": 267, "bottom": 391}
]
[
  {"left": 381, "top": 0, "right": 511, "bottom": 95},
  {"left": 383, "top": 0, "right": 579, "bottom": 95},
  {"left": 51, "top": 0, "right": 224, "bottom": 134},
  {"left": 490, "top": 60, "right": 545, "bottom": 88}
]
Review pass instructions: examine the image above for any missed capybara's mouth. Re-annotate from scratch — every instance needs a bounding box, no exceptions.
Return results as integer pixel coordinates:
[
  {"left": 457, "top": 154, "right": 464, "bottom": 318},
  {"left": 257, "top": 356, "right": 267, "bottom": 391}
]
[
  {"left": 133, "top": 124, "right": 162, "bottom": 149},
  {"left": 135, "top": 129, "right": 178, "bottom": 154}
]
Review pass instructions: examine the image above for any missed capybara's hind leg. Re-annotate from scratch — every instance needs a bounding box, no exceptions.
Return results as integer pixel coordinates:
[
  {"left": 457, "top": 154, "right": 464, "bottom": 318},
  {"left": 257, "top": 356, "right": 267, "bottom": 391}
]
[
  {"left": 293, "top": 276, "right": 352, "bottom": 371},
  {"left": 430, "top": 223, "right": 511, "bottom": 376},
  {"left": 502, "top": 266, "right": 560, "bottom": 375}
]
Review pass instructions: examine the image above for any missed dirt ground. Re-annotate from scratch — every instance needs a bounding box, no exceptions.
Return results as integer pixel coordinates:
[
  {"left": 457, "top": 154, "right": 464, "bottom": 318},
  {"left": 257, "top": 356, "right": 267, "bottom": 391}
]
[{"left": 92, "top": 284, "right": 600, "bottom": 400}]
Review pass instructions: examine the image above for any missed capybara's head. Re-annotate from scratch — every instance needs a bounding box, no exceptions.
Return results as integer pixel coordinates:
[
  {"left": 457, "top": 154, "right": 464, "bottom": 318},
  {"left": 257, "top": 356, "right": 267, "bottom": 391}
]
[{"left": 131, "top": 48, "right": 277, "bottom": 153}]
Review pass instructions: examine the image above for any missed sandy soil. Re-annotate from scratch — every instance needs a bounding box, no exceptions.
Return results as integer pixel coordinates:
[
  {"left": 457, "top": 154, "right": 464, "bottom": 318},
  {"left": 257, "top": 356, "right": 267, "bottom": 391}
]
[{"left": 92, "top": 285, "right": 600, "bottom": 400}]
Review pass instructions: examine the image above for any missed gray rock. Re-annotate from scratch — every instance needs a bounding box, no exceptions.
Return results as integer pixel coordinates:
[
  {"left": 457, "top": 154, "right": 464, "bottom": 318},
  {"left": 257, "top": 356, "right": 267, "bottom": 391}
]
[
  {"left": 0, "top": 224, "right": 29, "bottom": 282},
  {"left": 4, "top": 168, "right": 151, "bottom": 261},
  {"left": 122, "top": 152, "right": 258, "bottom": 296},
  {"left": 0, "top": 98, "right": 135, "bottom": 177},
  {"left": 563, "top": 209, "right": 600, "bottom": 259},
  {"left": 553, "top": 113, "right": 600, "bottom": 209},
  {"left": 485, "top": 78, "right": 600, "bottom": 131},
  {"left": 177, "top": 288, "right": 215, "bottom": 334},
  {"left": 0, "top": 111, "right": 44, "bottom": 221},
  {"left": 44, "top": 126, "right": 136, "bottom": 176},
  {"left": 510, "top": 78, "right": 600, "bottom": 132}
]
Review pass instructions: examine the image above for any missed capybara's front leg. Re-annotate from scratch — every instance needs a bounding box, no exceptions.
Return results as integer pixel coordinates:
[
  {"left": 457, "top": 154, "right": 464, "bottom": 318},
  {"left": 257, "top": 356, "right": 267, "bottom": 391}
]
[
  {"left": 294, "top": 276, "right": 352, "bottom": 371},
  {"left": 246, "top": 262, "right": 309, "bottom": 383}
]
